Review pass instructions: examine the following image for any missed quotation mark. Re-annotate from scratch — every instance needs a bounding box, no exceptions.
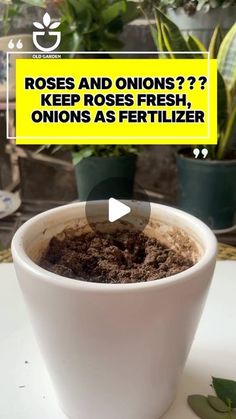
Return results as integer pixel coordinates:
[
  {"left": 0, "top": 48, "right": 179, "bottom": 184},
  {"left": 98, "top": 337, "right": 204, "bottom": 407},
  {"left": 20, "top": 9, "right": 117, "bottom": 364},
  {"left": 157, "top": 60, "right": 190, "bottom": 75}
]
[
  {"left": 193, "top": 148, "right": 208, "bottom": 159},
  {"left": 8, "top": 39, "right": 23, "bottom": 50}
]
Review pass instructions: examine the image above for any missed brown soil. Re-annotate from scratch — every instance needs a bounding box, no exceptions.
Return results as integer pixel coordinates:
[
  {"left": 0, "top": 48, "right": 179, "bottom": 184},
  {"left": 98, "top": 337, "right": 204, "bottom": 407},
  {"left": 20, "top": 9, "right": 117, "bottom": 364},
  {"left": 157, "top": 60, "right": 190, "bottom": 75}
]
[{"left": 40, "top": 230, "right": 194, "bottom": 284}]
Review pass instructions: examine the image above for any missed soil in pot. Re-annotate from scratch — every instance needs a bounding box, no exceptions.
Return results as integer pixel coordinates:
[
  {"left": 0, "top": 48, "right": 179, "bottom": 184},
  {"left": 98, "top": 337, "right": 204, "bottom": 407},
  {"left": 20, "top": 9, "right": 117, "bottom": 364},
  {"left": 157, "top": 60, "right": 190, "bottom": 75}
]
[{"left": 39, "top": 229, "right": 195, "bottom": 284}]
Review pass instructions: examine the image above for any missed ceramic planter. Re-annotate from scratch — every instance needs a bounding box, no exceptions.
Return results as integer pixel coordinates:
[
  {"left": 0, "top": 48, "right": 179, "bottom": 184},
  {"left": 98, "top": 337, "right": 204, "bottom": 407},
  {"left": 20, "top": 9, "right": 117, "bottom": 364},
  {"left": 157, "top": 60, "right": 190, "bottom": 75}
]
[
  {"left": 0, "top": 34, "right": 33, "bottom": 102},
  {"left": 167, "top": 6, "right": 236, "bottom": 46},
  {"left": 12, "top": 201, "right": 217, "bottom": 419},
  {"left": 74, "top": 154, "right": 137, "bottom": 201},
  {"left": 176, "top": 152, "right": 236, "bottom": 230}
]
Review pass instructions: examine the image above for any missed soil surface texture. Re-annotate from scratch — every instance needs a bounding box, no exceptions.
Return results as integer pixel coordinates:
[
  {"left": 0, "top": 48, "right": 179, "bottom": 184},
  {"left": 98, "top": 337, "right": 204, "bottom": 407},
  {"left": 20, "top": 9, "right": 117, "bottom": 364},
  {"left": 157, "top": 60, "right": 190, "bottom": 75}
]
[{"left": 40, "top": 230, "right": 194, "bottom": 284}]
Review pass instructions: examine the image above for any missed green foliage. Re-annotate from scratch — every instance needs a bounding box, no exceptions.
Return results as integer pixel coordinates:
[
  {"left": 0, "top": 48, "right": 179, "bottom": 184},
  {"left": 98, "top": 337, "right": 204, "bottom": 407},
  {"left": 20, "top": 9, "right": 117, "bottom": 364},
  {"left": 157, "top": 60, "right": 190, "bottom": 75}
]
[
  {"left": 0, "top": 0, "right": 46, "bottom": 36},
  {"left": 153, "top": 8, "right": 191, "bottom": 57},
  {"left": 212, "top": 377, "right": 236, "bottom": 408},
  {"left": 147, "top": 8, "right": 236, "bottom": 160},
  {"left": 38, "top": 145, "right": 140, "bottom": 165},
  {"left": 218, "top": 23, "right": 236, "bottom": 92},
  {"left": 209, "top": 25, "right": 223, "bottom": 58},
  {"left": 143, "top": 0, "right": 236, "bottom": 16},
  {"left": 188, "top": 377, "right": 236, "bottom": 419},
  {"left": 58, "top": 0, "right": 140, "bottom": 52},
  {"left": 72, "top": 145, "right": 139, "bottom": 164},
  {"left": 188, "top": 395, "right": 232, "bottom": 419}
]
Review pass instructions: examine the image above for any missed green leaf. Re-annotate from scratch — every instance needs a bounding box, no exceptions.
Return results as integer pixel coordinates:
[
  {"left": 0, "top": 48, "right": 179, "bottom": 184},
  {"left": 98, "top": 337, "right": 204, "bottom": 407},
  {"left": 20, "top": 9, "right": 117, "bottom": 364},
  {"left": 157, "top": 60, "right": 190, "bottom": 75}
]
[
  {"left": 150, "top": 24, "right": 159, "bottom": 49},
  {"left": 153, "top": 7, "right": 192, "bottom": 57},
  {"left": 188, "top": 34, "right": 207, "bottom": 58},
  {"left": 72, "top": 148, "right": 94, "bottom": 165},
  {"left": 154, "top": 13, "right": 167, "bottom": 52},
  {"left": 23, "top": 0, "right": 46, "bottom": 7},
  {"left": 160, "top": 23, "right": 176, "bottom": 58},
  {"left": 122, "top": 1, "right": 139, "bottom": 24},
  {"left": 209, "top": 25, "right": 223, "bottom": 59},
  {"left": 212, "top": 377, "right": 236, "bottom": 408},
  {"left": 207, "top": 396, "right": 229, "bottom": 413},
  {"left": 188, "top": 395, "right": 227, "bottom": 419},
  {"left": 218, "top": 23, "right": 236, "bottom": 92},
  {"left": 217, "top": 103, "right": 236, "bottom": 159},
  {"left": 217, "top": 71, "right": 228, "bottom": 133},
  {"left": 101, "top": 1, "right": 126, "bottom": 25}
]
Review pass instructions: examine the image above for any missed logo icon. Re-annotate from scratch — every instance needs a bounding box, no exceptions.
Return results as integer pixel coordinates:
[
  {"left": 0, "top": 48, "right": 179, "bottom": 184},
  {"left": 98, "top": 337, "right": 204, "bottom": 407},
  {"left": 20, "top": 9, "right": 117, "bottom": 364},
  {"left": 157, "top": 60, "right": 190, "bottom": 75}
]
[{"left": 33, "top": 13, "right": 61, "bottom": 52}]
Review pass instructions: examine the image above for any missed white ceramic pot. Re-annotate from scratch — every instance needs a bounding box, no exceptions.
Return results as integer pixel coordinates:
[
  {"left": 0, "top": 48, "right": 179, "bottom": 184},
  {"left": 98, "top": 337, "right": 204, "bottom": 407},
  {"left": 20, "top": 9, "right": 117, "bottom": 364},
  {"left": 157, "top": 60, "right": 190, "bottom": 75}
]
[
  {"left": 0, "top": 34, "right": 33, "bottom": 102},
  {"left": 12, "top": 202, "right": 217, "bottom": 419},
  {"left": 167, "top": 6, "right": 236, "bottom": 47}
]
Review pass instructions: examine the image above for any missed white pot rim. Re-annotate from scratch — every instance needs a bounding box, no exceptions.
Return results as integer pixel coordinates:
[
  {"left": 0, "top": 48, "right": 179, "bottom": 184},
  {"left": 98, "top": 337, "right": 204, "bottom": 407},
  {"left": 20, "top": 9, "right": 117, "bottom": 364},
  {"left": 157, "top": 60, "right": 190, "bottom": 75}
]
[{"left": 11, "top": 201, "right": 217, "bottom": 293}]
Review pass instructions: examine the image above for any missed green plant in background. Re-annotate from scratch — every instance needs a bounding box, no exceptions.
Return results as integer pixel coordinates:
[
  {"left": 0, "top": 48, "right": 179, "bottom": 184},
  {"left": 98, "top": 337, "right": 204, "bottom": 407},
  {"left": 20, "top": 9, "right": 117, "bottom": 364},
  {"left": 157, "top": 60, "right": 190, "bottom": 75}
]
[
  {"left": 188, "top": 376, "right": 236, "bottom": 419},
  {"left": 147, "top": 8, "right": 236, "bottom": 159},
  {"left": 143, "top": 0, "right": 236, "bottom": 16},
  {"left": 0, "top": 0, "right": 46, "bottom": 36},
  {"left": 37, "top": 145, "right": 140, "bottom": 164},
  {"left": 71, "top": 145, "right": 139, "bottom": 164},
  {"left": 57, "top": 0, "right": 140, "bottom": 52}
]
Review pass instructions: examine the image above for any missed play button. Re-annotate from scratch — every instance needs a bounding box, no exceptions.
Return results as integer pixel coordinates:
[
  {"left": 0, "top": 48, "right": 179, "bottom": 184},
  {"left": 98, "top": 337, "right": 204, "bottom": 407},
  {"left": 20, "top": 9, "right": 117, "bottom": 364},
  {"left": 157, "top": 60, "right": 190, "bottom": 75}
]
[
  {"left": 108, "top": 198, "right": 131, "bottom": 222},
  {"left": 84, "top": 176, "right": 151, "bottom": 234}
]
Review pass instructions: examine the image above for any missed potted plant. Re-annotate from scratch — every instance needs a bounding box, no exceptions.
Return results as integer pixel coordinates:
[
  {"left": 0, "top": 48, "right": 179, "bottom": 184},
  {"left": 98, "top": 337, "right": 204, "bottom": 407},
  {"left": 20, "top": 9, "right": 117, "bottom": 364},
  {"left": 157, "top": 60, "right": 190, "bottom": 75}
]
[
  {"left": 39, "top": 145, "right": 139, "bottom": 201},
  {"left": 72, "top": 145, "right": 139, "bottom": 201},
  {"left": 144, "top": 0, "right": 236, "bottom": 46},
  {"left": 0, "top": 0, "right": 45, "bottom": 101},
  {"left": 57, "top": 0, "right": 140, "bottom": 52},
  {"left": 149, "top": 9, "right": 236, "bottom": 231}
]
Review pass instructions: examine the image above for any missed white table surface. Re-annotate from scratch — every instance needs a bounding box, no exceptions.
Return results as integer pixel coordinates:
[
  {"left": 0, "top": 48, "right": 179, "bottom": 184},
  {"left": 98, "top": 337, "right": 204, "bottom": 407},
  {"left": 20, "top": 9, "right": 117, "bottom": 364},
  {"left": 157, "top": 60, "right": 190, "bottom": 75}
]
[{"left": 0, "top": 262, "right": 235, "bottom": 419}]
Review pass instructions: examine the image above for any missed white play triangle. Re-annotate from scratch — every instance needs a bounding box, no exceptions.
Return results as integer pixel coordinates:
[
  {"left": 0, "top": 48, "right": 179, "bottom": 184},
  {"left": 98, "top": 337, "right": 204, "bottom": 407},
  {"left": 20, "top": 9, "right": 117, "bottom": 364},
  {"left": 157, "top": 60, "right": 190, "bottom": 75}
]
[{"left": 108, "top": 198, "right": 131, "bottom": 223}]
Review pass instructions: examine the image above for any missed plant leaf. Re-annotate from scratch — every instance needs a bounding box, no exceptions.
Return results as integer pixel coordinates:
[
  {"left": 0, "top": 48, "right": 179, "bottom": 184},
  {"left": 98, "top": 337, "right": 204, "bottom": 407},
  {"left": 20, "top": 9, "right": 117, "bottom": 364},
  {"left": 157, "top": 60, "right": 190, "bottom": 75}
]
[
  {"left": 72, "top": 148, "right": 94, "bottom": 165},
  {"left": 188, "top": 34, "right": 207, "bottom": 58},
  {"left": 218, "top": 23, "right": 236, "bottom": 92},
  {"left": 207, "top": 396, "right": 229, "bottom": 413},
  {"left": 122, "top": 1, "right": 139, "bottom": 24},
  {"left": 154, "top": 12, "right": 167, "bottom": 52},
  {"left": 209, "top": 25, "right": 223, "bottom": 59},
  {"left": 101, "top": 1, "right": 126, "bottom": 25},
  {"left": 23, "top": 0, "right": 46, "bottom": 7},
  {"left": 160, "top": 23, "right": 175, "bottom": 58},
  {"left": 154, "top": 7, "right": 192, "bottom": 58},
  {"left": 217, "top": 71, "right": 229, "bottom": 133},
  {"left": 217, "top": 102, "right": 236, "bottom": 159},
  {"left": 188, "top": 395, "right": 227, "bottom": 419},
  {"left": 150, "top": 24, "right": 159, "bottom": 49},
  {"left": 212, "top": 377, "right": 236, "bottom": 408},
  {"left": 43, "top": 12, "right": 51, "bottom": 28}
]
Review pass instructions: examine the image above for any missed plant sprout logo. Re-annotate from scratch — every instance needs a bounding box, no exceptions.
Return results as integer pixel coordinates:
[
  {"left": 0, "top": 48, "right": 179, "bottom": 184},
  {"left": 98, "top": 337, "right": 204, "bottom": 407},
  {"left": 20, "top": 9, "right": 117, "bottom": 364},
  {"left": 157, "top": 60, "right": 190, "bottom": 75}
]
[{"left": 33, "top": 13, "right": 61, "bottom": 52}]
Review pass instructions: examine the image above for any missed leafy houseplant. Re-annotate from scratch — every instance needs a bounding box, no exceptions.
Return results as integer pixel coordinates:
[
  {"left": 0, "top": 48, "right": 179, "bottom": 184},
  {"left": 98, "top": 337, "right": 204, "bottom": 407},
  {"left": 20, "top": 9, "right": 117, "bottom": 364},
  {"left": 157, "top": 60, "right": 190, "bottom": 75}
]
[
  {"left": 188, "top": 376, "right": 236, "bottom": 419},
  {"left": 42, "top": 145, "right": 139, "bottom": 201},
  {"left": 144, "top": 0, "right": 236, "bottom": 46},
  {"left": 72, "top": 145, "right": 139, "bottom": 201},
  {"left": 57, "top": 0, "right": 139, "bottom": 52},
  {"left": 149, "top": 9, "right": 236, "bottom": 230},
  {"left": 0, "top": 0, "right": 45, "bottom": 100},
  {"left": 0, "top": 0, "right": 46, "bottom": 36},
  {"left": 148, "top": 0, "right": 236, "bottom": 15}
]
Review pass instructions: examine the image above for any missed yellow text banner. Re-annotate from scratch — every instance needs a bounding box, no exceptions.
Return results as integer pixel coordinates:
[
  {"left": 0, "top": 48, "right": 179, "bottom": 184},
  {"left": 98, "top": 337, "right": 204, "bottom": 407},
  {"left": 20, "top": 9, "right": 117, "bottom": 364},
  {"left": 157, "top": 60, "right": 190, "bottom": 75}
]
[{"left": 15, "top": 58, "right": 217, "bottom": 145}]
